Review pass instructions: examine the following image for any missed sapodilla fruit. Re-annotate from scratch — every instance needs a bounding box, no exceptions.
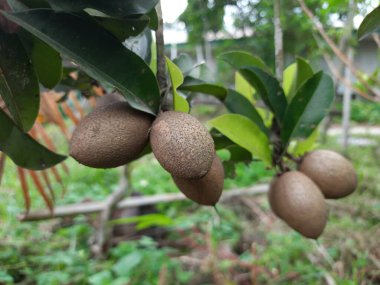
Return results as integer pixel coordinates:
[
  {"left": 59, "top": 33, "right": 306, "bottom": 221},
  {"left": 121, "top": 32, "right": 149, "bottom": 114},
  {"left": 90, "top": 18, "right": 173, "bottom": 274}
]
[
  {"left": 172, "top": 156, "right": 224, "bottom": 206},
  {"left": 150, "top": 111, "right": 215, "bottom": 179},
  {"left": 95, "top": 92, "right": 125, "bottom": 108},
  {"left": 269, "top": 171, "right": 328, "bottom": 239},
  {"left": 299, "top": 150, "right": 357, "bottom": 199},
  {"left": 69, "top": 102, "right": 153, "bottom": 168}
]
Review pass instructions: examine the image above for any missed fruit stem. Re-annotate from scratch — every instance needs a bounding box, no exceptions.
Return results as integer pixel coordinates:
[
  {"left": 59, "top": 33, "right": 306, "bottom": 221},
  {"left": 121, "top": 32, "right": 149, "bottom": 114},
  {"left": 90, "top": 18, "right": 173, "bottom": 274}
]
[
  {"left": 285, "top": 152, "right": 302, "bottom": 164},
  {"left": 155, "top": 2, "right": 168, "bottom": 96}
]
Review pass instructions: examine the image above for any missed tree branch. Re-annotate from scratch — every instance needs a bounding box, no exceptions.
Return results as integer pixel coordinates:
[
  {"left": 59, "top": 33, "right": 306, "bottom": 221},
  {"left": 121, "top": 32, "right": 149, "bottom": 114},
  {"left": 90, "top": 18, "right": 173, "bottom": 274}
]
[
  {"left": 297, "top": 0, "right": 380, "bottom": 99},
  {"left": 155, "top": 2, "right": 167, "bottom": 93},
  {"left": 19, "top": 184, "right": 270, "bottom": 222},
  {"left": 273, "top": 0, "right": 284, "bottom": 83}
]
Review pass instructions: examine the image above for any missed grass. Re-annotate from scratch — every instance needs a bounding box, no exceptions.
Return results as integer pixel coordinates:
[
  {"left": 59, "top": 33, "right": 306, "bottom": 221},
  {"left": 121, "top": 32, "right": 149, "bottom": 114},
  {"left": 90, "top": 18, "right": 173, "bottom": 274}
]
[{"left": 0, "top": 128, "right": 379, "bottom": 284}]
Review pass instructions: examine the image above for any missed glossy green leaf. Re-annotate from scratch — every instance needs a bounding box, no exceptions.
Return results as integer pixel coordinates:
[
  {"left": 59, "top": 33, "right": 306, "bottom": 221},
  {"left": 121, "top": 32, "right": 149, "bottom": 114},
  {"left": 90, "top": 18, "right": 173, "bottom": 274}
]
[
  {"left": 0, "top": 32, "right": 39, "bottom": 131},
  {"left": 31, "top": 36, "right": 62, "bottom": 89},
  {"left": 224, "top": 89, "right": 268, "bottom": 136},
  {"left": 208, "top": 114, "right": 272, "bottom": 166},
  {"left": 97, "top": 15, "right": 150, "bottom": 41},
  {"left": 147, "top": 8, "right": 158, "bottom": 30},
  {"left": 166, "top": 57, "right": 189, "bottom": 113},
  {"left": 0, "top": 109, "right": 66, "bottom": 170},
  {"left": 235, "top": 72, "right": 255, "bottom": 103},
  {"left": 3, "top": 9, "right": 160, "bottom": 115},
  {"left": 178, "top": 76, "right": 227, "bottom": 101},
  {"left": 239, "top": 67, "right": 287, "bottom": 125},
  {"left": 358, "top": 5, "right": 380, "bottom": 40},
  {"left": 283, "top": 57, "right": 314, "bottom": 100},
  {"left": 281, "top": 71, "right": 334, "bottom": 147},
  {"left": 218, "top": 51, "right": 269, "bottom": 72},
  {"left": 283, "top": 63, "right": 296, "bottom": 96},
  {"left": 45, "top": 0, "right": 159, "bottom": 17},
  {"left": 123, "top": 28, "right": 153, "bottom": 64}
]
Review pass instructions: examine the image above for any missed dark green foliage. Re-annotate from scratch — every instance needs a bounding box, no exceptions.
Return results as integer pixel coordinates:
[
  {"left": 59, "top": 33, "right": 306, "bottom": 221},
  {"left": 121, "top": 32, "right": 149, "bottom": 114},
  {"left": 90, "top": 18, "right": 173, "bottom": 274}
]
[
  {"left": 45, "top": 0, "right": 159, "bottom": 17},
  {"left": 224, "top": 89, "right": 268, "bottom": 135},
  {"left": 0, "top": 109, "right": 66, "bottom": 170},
  {"left": 358, "top": 5, "right": 380, "bottom": 40},
  {"left": 3, "top": 9, "right": 160, "bottom": 115},
  {"left": 0, "top": 32, "right": 39, "bottom": 131}
]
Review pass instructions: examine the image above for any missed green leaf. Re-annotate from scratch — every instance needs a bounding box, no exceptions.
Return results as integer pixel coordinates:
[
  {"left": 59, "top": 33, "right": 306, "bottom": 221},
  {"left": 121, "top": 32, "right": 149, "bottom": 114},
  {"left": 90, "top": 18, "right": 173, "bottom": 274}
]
[
  {"left": 283, "top": 57, "right": 314, "bottom": 100},
  {"left": 173, "top": 53, "right": 194, "bottom": 75},
  {"left": 3, "top": 9, "right": 160, "bottom": 115},
  {"left": 96, "top": 15, "right": 150, "bottom": 41},
  {"left": 291, "top": 129, "right": 319, "bottom": 157},
  {"left": 45, "top": 0, "right": 159, "bottom": 18},
  {"left": 281, "top": 71, "right": 334, "bottom": 147},
  {"left": 178, "top": 76, "right": 227, "bottom": 101},
  {"left": 283, "top": 63, "right": 296, "bottom": 96},
  {"left": 224, "top": 89, "right": 268, "bottom": 136},
  {"left": 0, "top": 108, "right": 66, "bottom": 170},
  {"left": 235, "top": 72, "right": 255, "bottom": 103},
  {"left": 147, "top": 8, "right": 158, "bottom": 30},
  {"left": 112, "top": 252, "right": 142, "bottom": 277},
  {"left": 239, "top": 67, "right": 287, "bottom": 125},
  {"left": 226, "top": 145, "right": 252, "bottom": 163},
  {"left": 218, "top": 51, "right": 269, "bottom": 72},
  {"left": 124, "top": 28, "right": 153, "bottom": 64},
  {"left": 31, "top": 36, "right": 62, "bottom": 89},
  {"left": 358, "top": 5, "right": 380, "bottom": 40},
  {"left": 166, "top": 57, "right": 189, "bottom": 113},
  {"left": 208, "top": 114, "right": 272, "bottom": 166},
  {"left": 0, "top": 32, "right": 39, "bottom": 131}
]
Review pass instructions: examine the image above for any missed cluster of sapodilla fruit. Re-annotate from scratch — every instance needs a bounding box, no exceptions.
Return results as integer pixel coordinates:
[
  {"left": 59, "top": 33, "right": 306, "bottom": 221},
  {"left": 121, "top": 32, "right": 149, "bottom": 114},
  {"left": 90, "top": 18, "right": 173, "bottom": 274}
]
[
  {"left": 69, "top": 101, "right": 224, "bottom": 206},
  {"left": 69, "top": 100, "right": 358, "bottom": 239},
  {"left": 269, "top": 149, "right": 358, "bottom": 239}
]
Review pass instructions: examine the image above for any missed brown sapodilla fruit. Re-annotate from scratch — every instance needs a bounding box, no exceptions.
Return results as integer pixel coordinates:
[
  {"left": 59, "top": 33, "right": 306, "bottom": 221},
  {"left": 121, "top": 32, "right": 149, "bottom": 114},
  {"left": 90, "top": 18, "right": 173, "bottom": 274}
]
[
  {"left": 95, "top": 92, "right": 125, "bottom": 108},
  {"left": 269, "top": 171, "right": 328, "bottom": 239},
  {"left": 150, "top": 111, "right": 215, "bottom": 178},
  {"left": 172, "top": 156, "right": 224, "bottom": 206},
  {"left": 299, "top": 149, "right": 357, "bottom": 199},
  {"left": 69, "top": 102, "right": 154, "bottom": 168}
]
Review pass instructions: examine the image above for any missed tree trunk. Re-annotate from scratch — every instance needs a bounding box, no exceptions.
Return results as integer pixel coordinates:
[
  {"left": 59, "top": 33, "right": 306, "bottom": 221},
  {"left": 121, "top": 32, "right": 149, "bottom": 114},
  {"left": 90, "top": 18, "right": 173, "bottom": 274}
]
[{"left": 273, "top": 0, "right": 284, "bottom": 83}]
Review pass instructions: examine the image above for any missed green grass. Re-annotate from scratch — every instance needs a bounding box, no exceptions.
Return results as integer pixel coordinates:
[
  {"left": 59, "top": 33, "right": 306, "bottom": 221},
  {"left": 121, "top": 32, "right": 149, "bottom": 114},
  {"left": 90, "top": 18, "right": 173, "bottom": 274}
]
[{"left": 0, "top": 130, "right": 379, "bottom": 284}]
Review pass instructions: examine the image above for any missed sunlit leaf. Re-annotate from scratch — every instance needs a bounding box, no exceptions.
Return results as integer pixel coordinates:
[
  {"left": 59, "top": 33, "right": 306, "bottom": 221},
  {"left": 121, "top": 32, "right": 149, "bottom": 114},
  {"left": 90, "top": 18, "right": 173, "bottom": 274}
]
[
  {"left": 166, "top": 57, "right": 189, "bottom": 113},
  {"left": 208, "top": 114, "right": 272, "bottom": 166},
  {"left": 235, "top": 72, "right": 255, "bottom": 103},
  {"left": 224, "top": 89, "right": 268, "bottom": 136}
]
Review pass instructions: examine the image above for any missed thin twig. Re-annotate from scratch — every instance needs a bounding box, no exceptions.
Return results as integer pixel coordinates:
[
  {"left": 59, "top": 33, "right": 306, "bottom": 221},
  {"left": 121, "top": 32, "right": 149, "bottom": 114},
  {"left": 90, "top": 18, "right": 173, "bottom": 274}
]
[
  {"left": 20, "top": 184, "right": 269, "bottom": 222},
  {"left": 155, "top": 2, "right": 167, "bottom": 94},
  {"left": 297, "top": 0, "right": 380, "bottom": 99}
]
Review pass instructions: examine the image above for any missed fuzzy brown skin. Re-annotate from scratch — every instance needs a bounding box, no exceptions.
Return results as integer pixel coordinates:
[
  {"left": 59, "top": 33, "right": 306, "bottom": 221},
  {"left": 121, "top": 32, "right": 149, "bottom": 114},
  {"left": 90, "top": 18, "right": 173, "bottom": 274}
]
[
  {"left": 150, "top": 111, "right": 215, "bottom": 179},
  {"left": 269, "top": 171, "right": 328, "bottom": 239},
  {"left": 299, "top": 150, "right": 357, "bottom": 199},
  {"left": 95, "top": 93, "right": 125, "bottom": 108},
  {"left": 69, "top": 102, "right": 154, "bottom": 168},
  {"left": 172, "top": 156, "right": 224, "bottom": 206}
]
